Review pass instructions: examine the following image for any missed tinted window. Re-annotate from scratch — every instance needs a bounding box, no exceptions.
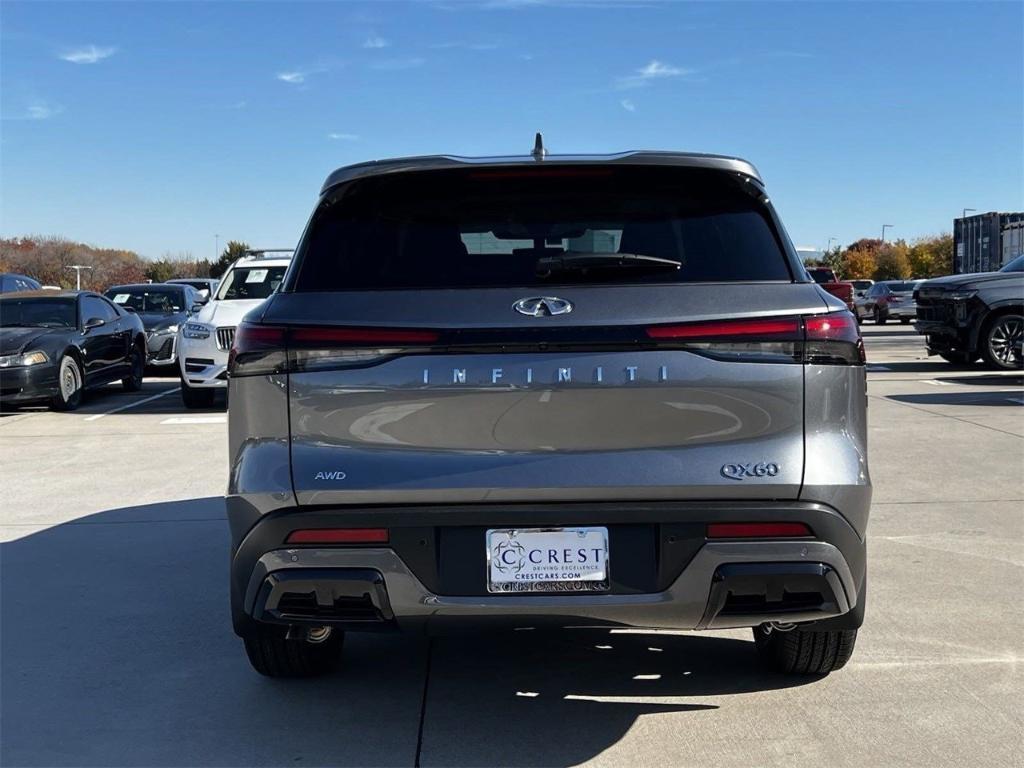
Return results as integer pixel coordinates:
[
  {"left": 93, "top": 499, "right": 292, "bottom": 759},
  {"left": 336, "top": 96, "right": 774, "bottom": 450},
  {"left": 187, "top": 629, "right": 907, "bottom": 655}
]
[
  {"left": 807, "top": 268, "right": 835, "bottom": 284},
  {"left": 216, "top": 266, "right": 288, "bottom": 300},
  {"left": 107, "top": 287, "right": 185, "bottom": 312},
  {"left": 1000, "top": 255, "right": 1024, "bottom": 273},
  {"left": 887, "top": 282, "right": 921, "bottom": 292},
  {"left": 292, "top": 167, "right": 792, "bottom": 291},
  {"left": 82, "top": 296, "right": 118, "bottom": 323},
  {"left": 0, "top": 298, "right": 77, "bottom": 327}
]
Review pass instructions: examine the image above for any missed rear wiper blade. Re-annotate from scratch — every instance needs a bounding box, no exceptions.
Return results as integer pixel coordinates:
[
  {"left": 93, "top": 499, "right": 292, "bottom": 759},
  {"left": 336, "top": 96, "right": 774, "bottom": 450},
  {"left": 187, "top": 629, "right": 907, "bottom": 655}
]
[{"left": 536, "top": 252, "right": 681, "bottom": 276}]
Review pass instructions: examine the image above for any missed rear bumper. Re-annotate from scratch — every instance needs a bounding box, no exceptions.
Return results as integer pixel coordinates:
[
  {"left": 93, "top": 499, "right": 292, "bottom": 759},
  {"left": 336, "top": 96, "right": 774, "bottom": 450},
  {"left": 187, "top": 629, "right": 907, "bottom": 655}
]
[
  {"left": 886, "top": 303, "right": 917, "bottom": 318},
  {"left": 229, "top": 501, "right": 867, "bottom": 636}
]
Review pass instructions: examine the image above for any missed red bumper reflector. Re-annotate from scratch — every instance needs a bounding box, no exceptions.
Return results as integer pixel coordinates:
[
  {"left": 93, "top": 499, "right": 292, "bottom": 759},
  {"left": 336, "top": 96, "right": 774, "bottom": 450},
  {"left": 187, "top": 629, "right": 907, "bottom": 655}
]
[
  {"left": 706, "top": 522, "right": 813, "bottom": 539},
  {"left": 286, "top": 528, "right": 390, "bottom": 545}
]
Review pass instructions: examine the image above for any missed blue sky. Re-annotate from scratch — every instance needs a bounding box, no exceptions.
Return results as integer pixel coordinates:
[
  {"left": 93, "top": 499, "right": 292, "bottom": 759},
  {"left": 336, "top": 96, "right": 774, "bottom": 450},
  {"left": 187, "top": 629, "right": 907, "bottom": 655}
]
[{"left": 2, "top": 0, "right": 1022, "bottom": 259}]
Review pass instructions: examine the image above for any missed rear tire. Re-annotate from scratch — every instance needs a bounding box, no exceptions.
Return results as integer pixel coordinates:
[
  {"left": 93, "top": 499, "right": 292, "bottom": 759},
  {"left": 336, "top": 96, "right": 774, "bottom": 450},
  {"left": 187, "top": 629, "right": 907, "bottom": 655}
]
[
  {"left": 753, "top": 625, "right": 857, "bottom": 676},
  {"left": 122, "top": 345, "right": 144, "bottom": 391},
  {"left": 243, "top": 625, "right": 345, "bottom": 678},
  {"left": 180, "top": 375, "right": 216, "bottom": 409},
  {"left": 900, "top": 317, "right": 911, "bottom": 325}
]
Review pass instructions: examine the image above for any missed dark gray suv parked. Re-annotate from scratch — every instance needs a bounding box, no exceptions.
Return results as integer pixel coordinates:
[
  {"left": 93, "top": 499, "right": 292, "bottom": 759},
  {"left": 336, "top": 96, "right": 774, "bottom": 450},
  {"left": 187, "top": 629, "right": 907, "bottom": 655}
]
[{"left": 227, "top": 149, "right": 870, "bottom": 678}]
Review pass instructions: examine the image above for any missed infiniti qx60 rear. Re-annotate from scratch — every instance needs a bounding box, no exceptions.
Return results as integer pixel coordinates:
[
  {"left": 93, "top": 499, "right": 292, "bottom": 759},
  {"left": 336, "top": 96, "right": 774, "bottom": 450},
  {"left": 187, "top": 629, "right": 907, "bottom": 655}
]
[{"left": 226, "top": 146, "right": 869, "bottom": 678}]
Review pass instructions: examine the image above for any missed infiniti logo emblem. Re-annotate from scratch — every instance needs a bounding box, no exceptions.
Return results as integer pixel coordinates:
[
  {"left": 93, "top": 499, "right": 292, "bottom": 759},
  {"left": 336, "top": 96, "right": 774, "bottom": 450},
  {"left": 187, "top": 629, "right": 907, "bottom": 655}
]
[{"left": 513, "top": 296, "right": 574, "bottom": 317}]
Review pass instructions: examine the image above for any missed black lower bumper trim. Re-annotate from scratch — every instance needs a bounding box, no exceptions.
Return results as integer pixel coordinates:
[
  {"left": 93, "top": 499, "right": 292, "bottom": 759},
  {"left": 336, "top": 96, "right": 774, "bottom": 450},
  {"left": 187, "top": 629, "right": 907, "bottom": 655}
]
[
  {"left": 698, "top": 562, "right": 849, "bottom": 629},
  {"left": 254, "top": 568, "right": 395, "bottom": 626}
]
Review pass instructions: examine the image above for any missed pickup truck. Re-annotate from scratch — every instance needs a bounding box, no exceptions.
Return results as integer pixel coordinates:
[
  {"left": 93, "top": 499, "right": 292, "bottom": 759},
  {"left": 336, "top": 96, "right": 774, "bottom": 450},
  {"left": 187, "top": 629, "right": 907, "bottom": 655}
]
[{"left": 806, "top": 267, "right": 856, "bottom": 314}]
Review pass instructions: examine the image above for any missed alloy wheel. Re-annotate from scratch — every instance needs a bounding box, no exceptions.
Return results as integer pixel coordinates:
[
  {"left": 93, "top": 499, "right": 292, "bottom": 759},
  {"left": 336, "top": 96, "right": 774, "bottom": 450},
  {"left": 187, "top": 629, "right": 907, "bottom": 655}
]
[{"left": 987, "top": 315, "right": 1023, "bottom": 368}]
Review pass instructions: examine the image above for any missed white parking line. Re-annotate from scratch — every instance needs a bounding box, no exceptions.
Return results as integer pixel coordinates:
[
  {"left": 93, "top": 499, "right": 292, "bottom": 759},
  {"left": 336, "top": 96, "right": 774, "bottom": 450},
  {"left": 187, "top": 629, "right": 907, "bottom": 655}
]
[
  {"left": 83, "top": 388, "right": 180, "bottom": 422},
  {"left": 160, "top": 415, "right": 227, "bottom": 425}
]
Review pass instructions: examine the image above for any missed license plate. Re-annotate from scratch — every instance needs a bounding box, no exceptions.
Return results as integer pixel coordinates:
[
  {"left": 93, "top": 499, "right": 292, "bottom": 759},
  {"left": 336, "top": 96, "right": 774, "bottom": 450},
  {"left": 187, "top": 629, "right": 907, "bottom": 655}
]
[{"left": 486, "top": 527, "right": 609, "bottom": 593}]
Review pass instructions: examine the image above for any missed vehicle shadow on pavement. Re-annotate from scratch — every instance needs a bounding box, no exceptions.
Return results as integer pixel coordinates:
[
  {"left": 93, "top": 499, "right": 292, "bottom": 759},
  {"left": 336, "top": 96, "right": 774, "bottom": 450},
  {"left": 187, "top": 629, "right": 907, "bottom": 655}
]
[
  {"left": 865, "top": 360, "right": 983, "bottom": 373},
  {"left": 1, "top": 498, "right": 809, "bottom": 768},
  {"left": 418, "top": 629, "right": 809, "bottom": 767},
  {"left": 887, "top": 391, "right": 1023, "bottom": 407}
]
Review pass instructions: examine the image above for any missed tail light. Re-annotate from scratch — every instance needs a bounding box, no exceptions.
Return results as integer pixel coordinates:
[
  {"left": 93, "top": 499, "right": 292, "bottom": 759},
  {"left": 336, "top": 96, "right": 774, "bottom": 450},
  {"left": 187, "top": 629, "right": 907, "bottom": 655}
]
[
  {"left": 229, "top": 323, "right": 440, "bottom": 377},
  {"left": 645, "top": 311, "right": 863, "bottom": 365},
  {"left": 286, "top": 528, "right": 389, "bottom": 544},
  {"left": 803, "top": 311, "right": 865, "bottom": 365},
  {"left": 707, "top": 522, "right": 813, "bottom": 539}
]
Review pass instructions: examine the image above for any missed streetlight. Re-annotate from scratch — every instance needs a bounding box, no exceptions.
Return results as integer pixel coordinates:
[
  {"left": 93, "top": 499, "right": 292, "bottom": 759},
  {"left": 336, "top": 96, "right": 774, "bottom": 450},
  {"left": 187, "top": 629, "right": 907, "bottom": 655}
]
[
  {"left": 214, "top": 234, "right": 220, "bottom": 259},
  {"left": 962, "top": 208, "right": 976, "bottom": 220},
  {"left": 881, "top": 224, "right": 893, "bottom": 243},
  {"left": 65, "top": 265, "right": 93, "bottom": 290},
  {"left": 827, "top": 237, "right": 838, "bottom": 252}
]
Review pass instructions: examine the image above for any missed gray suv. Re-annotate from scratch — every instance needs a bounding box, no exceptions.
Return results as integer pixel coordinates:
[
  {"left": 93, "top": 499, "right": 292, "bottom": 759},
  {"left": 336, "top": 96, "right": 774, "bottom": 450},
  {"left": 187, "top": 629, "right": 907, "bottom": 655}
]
[{"left": 227, "top": 149, "right": 870, "bottom": 678}]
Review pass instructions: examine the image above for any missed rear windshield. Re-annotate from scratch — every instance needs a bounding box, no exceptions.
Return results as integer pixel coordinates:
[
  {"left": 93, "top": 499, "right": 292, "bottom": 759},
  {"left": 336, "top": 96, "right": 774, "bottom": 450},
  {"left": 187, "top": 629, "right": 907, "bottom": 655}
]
[
  {"left": 107, "top": 288, "right": 185, "bottom": 312},
  {"left": 0, "top": 298, "right": 77, "bottom": 328},
  {"left": 807, "top": 268, "right": 836, "bottom": 284},
  {"left": 887, "top": 281, "right": 922, "bottom": 292},
  {"left": 291, "top": 166, "right": 793, "bottom": 291},
  {"left": 216, "top": 266, "right": 287, "bottom": 300}
]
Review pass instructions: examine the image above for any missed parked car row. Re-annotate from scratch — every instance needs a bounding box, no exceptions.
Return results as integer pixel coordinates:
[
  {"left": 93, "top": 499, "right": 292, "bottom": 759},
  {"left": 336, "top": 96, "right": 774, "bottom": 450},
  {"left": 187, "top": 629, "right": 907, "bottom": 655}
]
[
  {"left": 0, "top": 290, "right": 146, "bottom": 409},
  {"left": 0, "top": 256, "right": 293, "bottom": 410}
]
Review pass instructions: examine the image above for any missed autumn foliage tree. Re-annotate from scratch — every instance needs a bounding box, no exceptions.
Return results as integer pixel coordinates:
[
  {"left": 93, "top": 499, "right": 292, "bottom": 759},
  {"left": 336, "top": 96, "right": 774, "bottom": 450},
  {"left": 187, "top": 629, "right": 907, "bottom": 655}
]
[
  {"left": 0, "top": 237, "right": 219, "bottom": 290},
  {"left": 908, "top": 234, "right": 954, "bottom": 278}
]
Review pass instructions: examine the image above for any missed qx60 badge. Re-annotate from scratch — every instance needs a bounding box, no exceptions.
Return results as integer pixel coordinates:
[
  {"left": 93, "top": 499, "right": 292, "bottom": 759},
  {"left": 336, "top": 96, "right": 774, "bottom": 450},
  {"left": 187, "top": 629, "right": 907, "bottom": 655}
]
[
  {"left": 513, "top": 296, "right": 574, "bottom": 317},
  {"left": 721, "top": 462, "right": 780, "bottom": 481}
]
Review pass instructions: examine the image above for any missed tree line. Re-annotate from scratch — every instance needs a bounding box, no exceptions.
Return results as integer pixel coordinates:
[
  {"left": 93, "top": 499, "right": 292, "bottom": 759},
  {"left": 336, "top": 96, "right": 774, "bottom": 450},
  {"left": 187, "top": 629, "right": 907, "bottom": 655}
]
[
  {"left": 806, "top": 233, "right": 953, "bottom": 281},
  {"left": 0, "top": 237, "right": 252, "bottom": 290}
]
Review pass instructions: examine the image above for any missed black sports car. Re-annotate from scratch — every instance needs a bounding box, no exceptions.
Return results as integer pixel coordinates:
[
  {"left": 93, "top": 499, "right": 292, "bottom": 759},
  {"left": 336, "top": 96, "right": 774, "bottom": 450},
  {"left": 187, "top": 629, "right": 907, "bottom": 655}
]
[
  {"left": 105, "top": 283, "right": 202, "bottom": 369},
  {"left": 0, "top": 290, "right": 147, "bottom": 410}
]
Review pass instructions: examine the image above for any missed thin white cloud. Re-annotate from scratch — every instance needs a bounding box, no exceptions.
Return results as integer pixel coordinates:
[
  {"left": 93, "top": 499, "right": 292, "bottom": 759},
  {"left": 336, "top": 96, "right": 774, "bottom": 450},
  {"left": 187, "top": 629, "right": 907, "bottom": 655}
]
[
  {"left": 370, "top": 57, "right": 425, "bottom": 71},
  {"left": 226, "top": 100, "right": 247, "bottom": 109},
  {"left": 59, "top": 45, "right": 116, "bottom": 64},
  {"left": 277, "top": 71, "right": 306, "bottom": 84},
  {"left": 363, "top": 36, "right": 390, "bottom": 49},
  {"left": 620, "top": 99, "right": 636, "bottom": 112},
  {"left": 327, "top": 132, "right": 359, "bottom": 140},
  {"left": 430, "top": 41, "right": 500, "bottom": 50},
  {"left": 615, "top": 59, "right": 695, "bottom": 89},
  {"left": 7, "top": 101, "right": 64, "bottom": 121}
]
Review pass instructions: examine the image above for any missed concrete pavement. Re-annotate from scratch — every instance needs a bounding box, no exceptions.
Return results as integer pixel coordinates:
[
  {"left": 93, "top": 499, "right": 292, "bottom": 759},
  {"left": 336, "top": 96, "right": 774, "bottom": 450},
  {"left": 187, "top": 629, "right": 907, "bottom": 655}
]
[{"left": 1, "top": 326, "right": 1022, "bottom": 767}]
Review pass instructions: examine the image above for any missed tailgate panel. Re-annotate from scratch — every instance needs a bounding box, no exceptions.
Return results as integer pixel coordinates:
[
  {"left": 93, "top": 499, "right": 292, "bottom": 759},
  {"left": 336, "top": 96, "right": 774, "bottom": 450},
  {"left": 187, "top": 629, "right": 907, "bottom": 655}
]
[{"left": 289, "top": 349, "right": 804, "bottom": 505}]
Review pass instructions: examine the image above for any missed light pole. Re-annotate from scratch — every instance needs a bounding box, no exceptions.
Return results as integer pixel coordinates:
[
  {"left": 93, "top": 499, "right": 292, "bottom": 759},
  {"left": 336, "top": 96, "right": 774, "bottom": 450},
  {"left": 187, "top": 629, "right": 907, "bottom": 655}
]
[
  {"left": 962, "top": 208, "right": 976, "bottom": 220},
  {"left": 827, "top": 237, "right": 838, "bottom": 252},
  {"left": 214, "top": 234, "right": 220, "bottom": 260},
  {"left": 65, "top": 265, "right": 93, "bottom": 290},
  {"left": 881, "top": 224, "right": 893, "bottom": 243}
]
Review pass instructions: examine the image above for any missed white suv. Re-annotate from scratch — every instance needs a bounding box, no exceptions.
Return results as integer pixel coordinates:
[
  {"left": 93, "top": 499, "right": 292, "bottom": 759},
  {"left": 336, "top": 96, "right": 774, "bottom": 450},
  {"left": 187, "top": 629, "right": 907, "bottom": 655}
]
[{"left": 177, "top": 250, "right": 292, "bottom": 408}]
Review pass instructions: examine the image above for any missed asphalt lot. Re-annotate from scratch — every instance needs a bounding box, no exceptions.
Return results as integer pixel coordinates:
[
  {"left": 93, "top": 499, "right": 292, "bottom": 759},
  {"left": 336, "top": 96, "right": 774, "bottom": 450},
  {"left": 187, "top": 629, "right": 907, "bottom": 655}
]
[{"left": 1, "top": 324, "right": 1022, "bottom": 767}]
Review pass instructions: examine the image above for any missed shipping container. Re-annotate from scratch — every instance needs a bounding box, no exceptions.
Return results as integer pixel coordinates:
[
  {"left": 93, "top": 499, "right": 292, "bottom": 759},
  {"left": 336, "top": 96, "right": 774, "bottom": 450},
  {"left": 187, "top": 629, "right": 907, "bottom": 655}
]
[{"left": 954, "top": 212, "right": 1024, "bottom": 273}]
